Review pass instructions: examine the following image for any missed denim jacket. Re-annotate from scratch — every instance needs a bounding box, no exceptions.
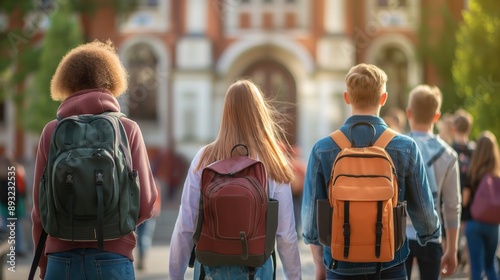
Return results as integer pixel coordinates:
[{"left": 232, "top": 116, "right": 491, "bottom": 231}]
[{"left": 301, "top": 115, "right": 441, "bottom": 275}]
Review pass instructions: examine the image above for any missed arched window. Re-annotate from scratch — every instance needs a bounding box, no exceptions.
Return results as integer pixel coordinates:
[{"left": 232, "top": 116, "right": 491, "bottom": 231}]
[
  {"left": 125, "top": 43, "right": 158, "bottom": 121},
  {"left": 375, "top": 46, "right": 408, "bottom": 112}
]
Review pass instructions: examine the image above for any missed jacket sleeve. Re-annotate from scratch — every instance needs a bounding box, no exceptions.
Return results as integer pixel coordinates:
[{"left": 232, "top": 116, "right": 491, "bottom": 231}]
[
  {"left": 271, "top": 180, "right": 302, "bottom": 280},
  {"left": 121, "top": 118, "right": 158, "bottom": 225},
  {"left": 301, "top": 143, "right": 328, "bottom": 246},
  {"left": 440, "top": 153, "right": 461, "bottom": 230},
  {"left": 404, "top": 141, "right": 441, "bottom": 245},
  {"left": 31, "top": 120, "right": 57, "bottom": 279}
]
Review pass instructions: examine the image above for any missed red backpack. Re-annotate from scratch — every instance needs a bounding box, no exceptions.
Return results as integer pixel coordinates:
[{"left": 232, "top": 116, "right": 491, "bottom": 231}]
[
  {"left": 190, "top": 144, "right": 279, "bottom": 279},
  {"left": 470, "top": 174, "right": 500, "bottom": 224}
]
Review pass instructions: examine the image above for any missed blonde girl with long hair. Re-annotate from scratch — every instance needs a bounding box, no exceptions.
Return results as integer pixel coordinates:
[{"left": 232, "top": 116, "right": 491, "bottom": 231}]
[
  {"left": 462, "top": 131, "right": 500, "bottom": 280},
  {"left": 168, "top": 79, "right": 302, "bottom": 279}
]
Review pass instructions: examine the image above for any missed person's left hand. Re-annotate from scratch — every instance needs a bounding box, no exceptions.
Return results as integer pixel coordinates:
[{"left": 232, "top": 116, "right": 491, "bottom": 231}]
[{"left": 440, "top": 249, "right": 458, "bottom": 276}]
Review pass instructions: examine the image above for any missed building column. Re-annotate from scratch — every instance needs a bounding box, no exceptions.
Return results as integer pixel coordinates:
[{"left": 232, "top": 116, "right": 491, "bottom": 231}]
[{"left": 186, "top": 0, "right": 208, "bottom": 34}]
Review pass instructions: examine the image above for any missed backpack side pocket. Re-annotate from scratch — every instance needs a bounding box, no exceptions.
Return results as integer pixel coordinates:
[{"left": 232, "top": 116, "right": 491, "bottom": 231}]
[
  {"left": 316, "top": 199, "right": 333, "bottom": 247},
  {"left": 393, "top": 201, "right": 407, "bottom": 251}
]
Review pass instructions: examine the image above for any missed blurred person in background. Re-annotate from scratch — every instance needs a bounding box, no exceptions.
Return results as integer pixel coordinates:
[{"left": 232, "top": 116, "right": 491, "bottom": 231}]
[
  {"left": 452, "top": 109, "right": 476, "bottom": 271},
  {"left": 405, "top": 85, "right": 461, "bottom": 279},
  {"left": 437, "top": 112, "right": 455, "bottom": 145},
  {"left": 136, "top": 181, "right": 162, "bottom": 271},
  {"left": 287, "top": 144, "right": 306, "bottom": 238},
  {"left": 462, "top": 131, "right": 500, "bottom": 280},
  {"left": 0, "top": 153, "right": 28, "bottom": 257},
  {"left": 382, "top": 107, "right": 407, "bottom": 133}
]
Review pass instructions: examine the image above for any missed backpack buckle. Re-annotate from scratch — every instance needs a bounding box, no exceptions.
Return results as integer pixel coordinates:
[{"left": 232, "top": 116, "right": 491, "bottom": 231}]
[
  {"left": 376, "top": 222, "right": 383, "bottom": 234},
  {"left": 95, "top": 170, "right": 104, "bottom": 185},
  {"left": 65, "top": 172, "right": 74, "bottom": 185},
  {"left": 343, "top": 223, "right": 350, "bottom": 235}
]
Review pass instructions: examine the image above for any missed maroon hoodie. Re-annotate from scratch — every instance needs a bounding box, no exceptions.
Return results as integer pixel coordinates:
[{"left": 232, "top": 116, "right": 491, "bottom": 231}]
[{"left": 31, "top": 89, "right": 158, "bottom": 278}]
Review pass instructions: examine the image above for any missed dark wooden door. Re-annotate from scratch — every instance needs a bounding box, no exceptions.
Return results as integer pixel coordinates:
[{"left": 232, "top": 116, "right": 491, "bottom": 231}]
[{"left": 242, "top": 60, "right": 298, "bottom": 144}]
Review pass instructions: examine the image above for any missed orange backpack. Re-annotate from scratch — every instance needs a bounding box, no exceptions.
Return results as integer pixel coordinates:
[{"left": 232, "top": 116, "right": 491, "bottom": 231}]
[{"left": 317, "top": 125, "right": 407, "bottom": 266}]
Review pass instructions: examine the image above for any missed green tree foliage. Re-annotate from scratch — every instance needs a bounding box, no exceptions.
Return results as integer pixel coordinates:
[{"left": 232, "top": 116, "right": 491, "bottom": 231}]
[
  {"left": 418, "top": 4, "right": 461, "bottom": 114},
  {"left": 1, "top": 0, "right": 138, "bottom": 132},
  {"left": 24, "top": 5, "right": 84, "bottom": 133},
  {"left": 453, "top": 0, "right": 500, "bottom": 138}
]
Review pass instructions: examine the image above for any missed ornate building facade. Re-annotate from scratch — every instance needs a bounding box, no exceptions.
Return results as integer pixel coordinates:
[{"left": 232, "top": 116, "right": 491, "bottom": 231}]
[{"left": 1, "top": 0, "right": 466, "bottom": 167}]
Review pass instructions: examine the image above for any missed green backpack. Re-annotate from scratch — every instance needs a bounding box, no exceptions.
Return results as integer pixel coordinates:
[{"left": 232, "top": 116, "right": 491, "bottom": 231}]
[{"left": 39, "top": 112, "right": 140, "bottom": 248}]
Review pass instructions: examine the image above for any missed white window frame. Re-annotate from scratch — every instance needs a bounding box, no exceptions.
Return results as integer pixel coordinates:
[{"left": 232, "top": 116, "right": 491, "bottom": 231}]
[
  {"left": 119, "top": 0, "right": 170, "bottom": 33},
  {"left": 367, "top": 0, "right": 420, "bottom": 30},
  {"left": 223, "top": 0, "right": 309, "bottom": 36}
]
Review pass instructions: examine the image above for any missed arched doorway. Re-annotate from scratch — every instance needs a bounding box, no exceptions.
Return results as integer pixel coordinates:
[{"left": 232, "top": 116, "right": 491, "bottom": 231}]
[
  {"left": 242, "top": 60, "right": 298, "bottom": 144},
  {"left": 375, "top": 46, "right": 409, "bottom": 115}
]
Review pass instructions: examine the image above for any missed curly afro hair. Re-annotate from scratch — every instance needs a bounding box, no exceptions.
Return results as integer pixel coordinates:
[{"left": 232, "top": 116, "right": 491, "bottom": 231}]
[{"left": 50, "top": 40, "right": 128, "bottom": 101}]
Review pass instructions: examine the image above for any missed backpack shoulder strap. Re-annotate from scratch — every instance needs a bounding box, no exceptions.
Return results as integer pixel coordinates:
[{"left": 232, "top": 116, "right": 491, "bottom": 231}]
[
  {"left": 426, "top": 146, "right": 446, "bottom": 167},
  {"left": 373, "top": 128, "right": 397, "bottom": 148},
  {"left": 330, "top": 130, "right": 351, "bottom": 149}
]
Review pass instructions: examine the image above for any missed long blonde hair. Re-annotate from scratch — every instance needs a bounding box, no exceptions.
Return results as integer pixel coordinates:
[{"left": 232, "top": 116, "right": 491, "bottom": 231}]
[
  {"left": 467, "top": 130, "right": 500, "bottom": 192},
  {"left": 196, "top": 79, "right": 294, "bottom": 183}
]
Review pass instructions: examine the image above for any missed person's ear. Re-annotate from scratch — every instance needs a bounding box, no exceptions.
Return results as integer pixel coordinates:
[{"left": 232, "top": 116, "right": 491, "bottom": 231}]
[
  {"left": 432, "top": 112, "right": 441, "bottom": 124},
  {"left": 406, "top": 108, "right": 412, "bottom": 119},
  {"left": 343, "top": 91, "right": 351, "bottom": 105},
  {"left": 380, "top": 92, "right": 388, "bottom": 106}
]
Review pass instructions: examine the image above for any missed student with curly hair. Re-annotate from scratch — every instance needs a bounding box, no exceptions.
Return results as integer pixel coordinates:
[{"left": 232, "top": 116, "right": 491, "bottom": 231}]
[{"left": 31, "top": 40, "right": 158, "bottom": 279}]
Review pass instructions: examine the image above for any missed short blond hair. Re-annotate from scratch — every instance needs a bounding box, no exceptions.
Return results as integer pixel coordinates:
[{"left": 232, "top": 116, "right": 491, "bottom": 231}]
[
  {"left": 345, "top": 64, "right": 388, "bottom": 109},
  {"left": 407, "top": 85, "right": 442, "bottom": 124},
  {"left": 50, "top": 40, "right": 128, "bottom": 101}
]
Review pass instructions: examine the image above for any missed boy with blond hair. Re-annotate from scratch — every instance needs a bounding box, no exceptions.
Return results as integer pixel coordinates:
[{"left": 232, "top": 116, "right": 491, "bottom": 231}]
[
  {"left": 302, "top": 64, "right": 441, "bottom": 279},
  {"left": 405, "top": 85, "right": 461, "bottom": 279}
]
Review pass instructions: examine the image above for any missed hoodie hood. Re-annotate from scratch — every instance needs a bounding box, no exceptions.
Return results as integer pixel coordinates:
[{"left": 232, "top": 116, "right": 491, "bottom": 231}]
[
  {"left": 56, "top": 89, "right": 121, "bottom": 119},
  {"left": 408, "top": 131, "right": 446, "bottom": 159}
]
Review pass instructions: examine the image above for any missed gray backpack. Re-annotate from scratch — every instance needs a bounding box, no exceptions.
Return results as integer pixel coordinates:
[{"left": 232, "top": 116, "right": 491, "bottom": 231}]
[{"left": 39, "top": 112, "right": 140, "bottom": 248}]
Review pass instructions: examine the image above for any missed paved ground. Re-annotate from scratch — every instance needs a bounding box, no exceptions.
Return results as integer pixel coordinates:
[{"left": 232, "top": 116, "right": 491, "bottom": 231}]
[{"left": 5, "top": 197, "right": 471, "bottom": 280}]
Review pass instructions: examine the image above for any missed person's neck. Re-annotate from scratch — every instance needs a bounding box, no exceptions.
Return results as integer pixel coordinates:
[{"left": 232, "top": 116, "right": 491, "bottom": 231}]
[
  {"left": 409, "top": 122, "right": 433, "bottom": 134},
  {"left": 454, "top": 134, "right": 469, "bottom": 145},
  {"left": 351, "top": 106, "right": 380, "bottom": 116}
]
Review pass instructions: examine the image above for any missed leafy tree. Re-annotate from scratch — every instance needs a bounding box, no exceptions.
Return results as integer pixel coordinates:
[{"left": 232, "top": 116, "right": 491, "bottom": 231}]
[
  {"left": 418, "top": 4, "right": 461, "bottom": 114},
  {"left": 0, "top": 0, "right": 138, "bottom": 133},
  {"left": 453, "top": 0, "right": 500, "bottom": 138},
  {"left": 24, "top": 5, "right": 84, "bottom": 132}
]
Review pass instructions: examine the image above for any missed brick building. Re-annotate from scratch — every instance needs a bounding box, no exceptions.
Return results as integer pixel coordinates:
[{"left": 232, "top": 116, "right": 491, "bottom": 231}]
[{"left": 0, "top": 0, "right": 466, "bottom": 170}]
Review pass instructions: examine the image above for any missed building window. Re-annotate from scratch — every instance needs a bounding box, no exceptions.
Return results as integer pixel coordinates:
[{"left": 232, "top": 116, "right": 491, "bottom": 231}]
[
  {"left": 0, "top": 12, "right": 8, "bottom": 32},
  {"left": 225, "top": 0, "right": 308, "bottom": 33},
  {"left": 182, "top": 92, "right": 197, "bottom": 142},
  {"left": 38, "top": 0, "right": 55, "bottom": 11},
  {"left": 373, "top": 0, "right": 416, "bottom": 28},
  {"left": 377, "top": 0, "right": 406, "bottom": 7},
  {"left": 126, "top": 43, "right": 158, "bottom": 121},
  {"left": 120, "top": 0, "right": 169, "bottom": 32}
]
